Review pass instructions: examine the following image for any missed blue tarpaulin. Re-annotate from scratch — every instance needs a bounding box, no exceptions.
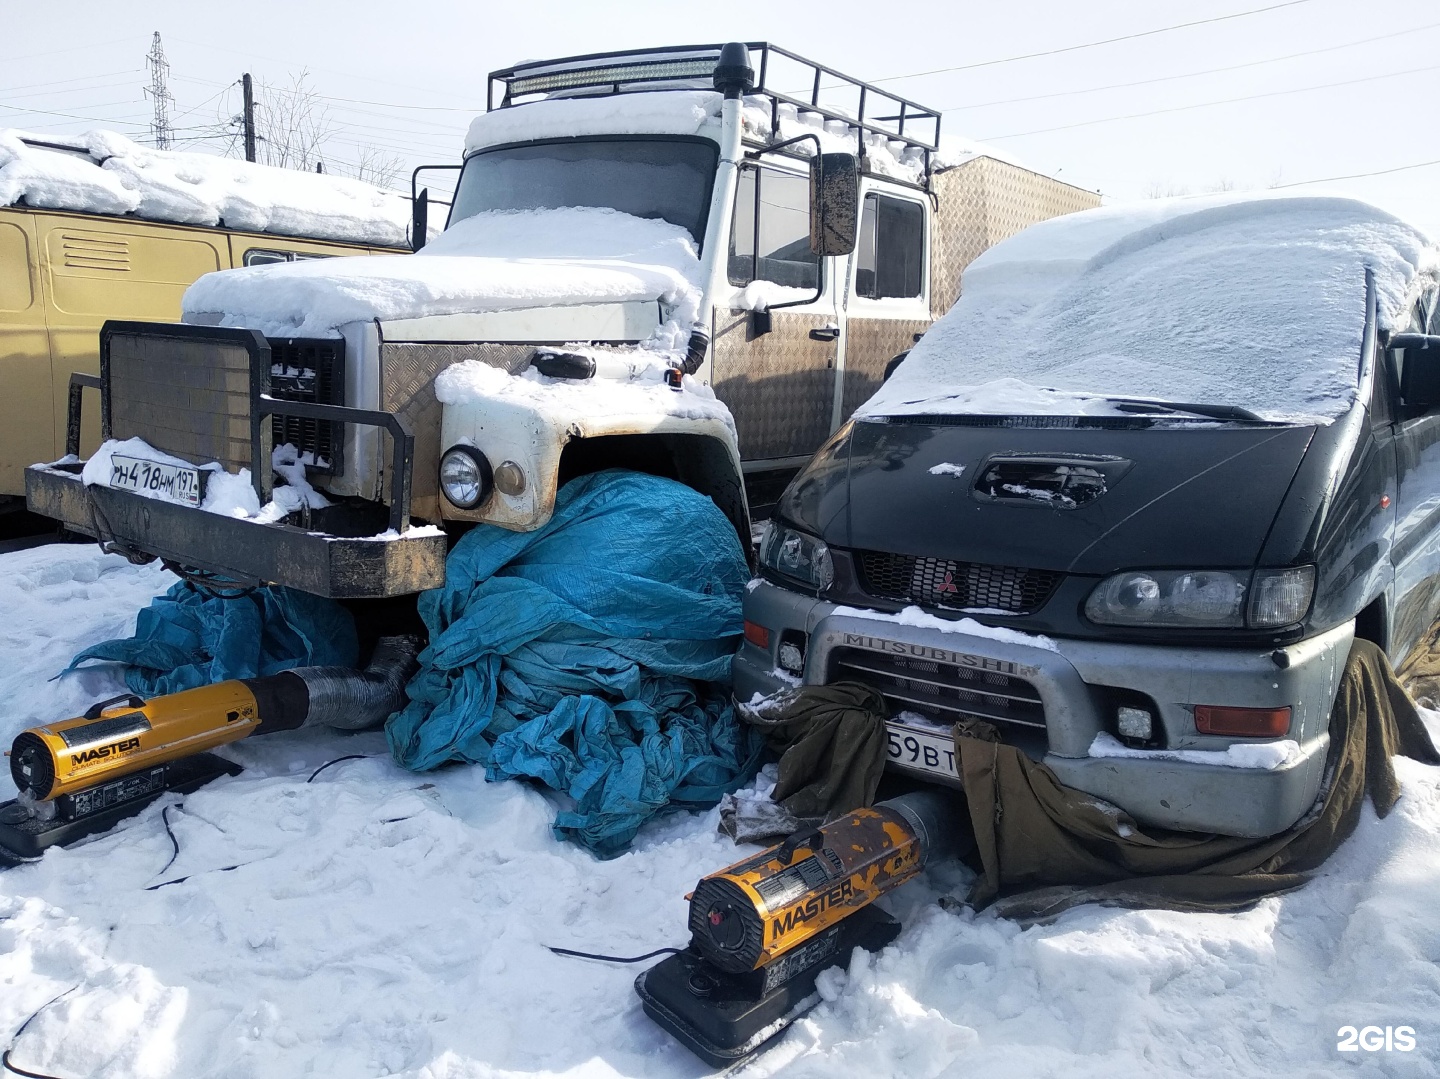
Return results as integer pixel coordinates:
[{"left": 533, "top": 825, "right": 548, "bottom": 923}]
[
  {"left": 67, "top": 582, "right": 358, "bottom": 696},
  {"left": 387, "top": 469, "right": 761, "bottom": 856}
]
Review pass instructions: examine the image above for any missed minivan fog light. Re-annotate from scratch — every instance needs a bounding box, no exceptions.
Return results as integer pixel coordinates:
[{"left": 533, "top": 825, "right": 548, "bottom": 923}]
[
  {"left": 1117, "top": 706, "right": 1153, "bottom": 741},
  {"left": 439, "top": 445, "right": 493, "bottom": 509}
]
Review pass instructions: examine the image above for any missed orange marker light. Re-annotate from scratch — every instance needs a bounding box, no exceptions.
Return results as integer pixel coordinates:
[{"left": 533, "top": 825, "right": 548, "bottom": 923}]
[
  {"left": 1194, "top": 705, "right": 1291, "bottom": 738},
  {"left": 743, "top": 621, "right": 770, "bottom": 649}
]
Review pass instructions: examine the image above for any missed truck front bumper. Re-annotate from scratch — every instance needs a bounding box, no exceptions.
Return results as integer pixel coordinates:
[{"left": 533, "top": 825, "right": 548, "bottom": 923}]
[
  {"left": 26, "top": 462, "right": 446, "bottom": 598},
  {"left": 736, "top": 580, "right": 1353, "bottom": 838}
]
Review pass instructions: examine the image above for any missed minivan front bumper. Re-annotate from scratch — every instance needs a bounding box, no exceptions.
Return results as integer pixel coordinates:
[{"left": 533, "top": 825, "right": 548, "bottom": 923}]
[{"left": 736, "top": 580, "right": 1352, "bottom": 838}]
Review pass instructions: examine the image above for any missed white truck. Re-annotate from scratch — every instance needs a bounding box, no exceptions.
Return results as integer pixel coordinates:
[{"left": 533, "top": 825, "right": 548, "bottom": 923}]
[{"left": 27, "top": 43, "right": 1098, "bottom": 597}]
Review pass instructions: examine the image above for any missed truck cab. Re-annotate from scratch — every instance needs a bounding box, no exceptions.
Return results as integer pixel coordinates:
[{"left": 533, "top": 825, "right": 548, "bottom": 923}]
[{"left": 26, "top": 43, "right": 1097, "bottom": 598}]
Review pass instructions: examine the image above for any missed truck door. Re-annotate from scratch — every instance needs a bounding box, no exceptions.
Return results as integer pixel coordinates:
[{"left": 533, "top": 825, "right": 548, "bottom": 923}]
[
  {"left": 837, "top": 190, "right": 932, "bottom": 424},
  {"left": 0, "top": 211, "right": 51, "bottom": 499},
  {"left": 711, "top": 164, "right": 837, "bottom": 482}
]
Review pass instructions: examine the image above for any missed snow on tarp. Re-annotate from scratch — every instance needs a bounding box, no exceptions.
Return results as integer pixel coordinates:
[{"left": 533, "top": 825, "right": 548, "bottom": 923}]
[
  {"left": 182, "top": 206, "right": 702, "bottom": 339},
  {"left": 4, "top": 541, "right": 1440, "bottom": 1076},
  {"left": 0, "top": 128, "right": 411, "bottom": 247},
  {"left": 862, "top": 194, "right": 1440, "bottom": 426}
]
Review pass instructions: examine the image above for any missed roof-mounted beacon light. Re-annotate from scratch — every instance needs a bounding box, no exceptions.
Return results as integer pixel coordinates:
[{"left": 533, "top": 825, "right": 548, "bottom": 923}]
[{"left": 713, "top": 43, "right": 754, "bottom": 99}]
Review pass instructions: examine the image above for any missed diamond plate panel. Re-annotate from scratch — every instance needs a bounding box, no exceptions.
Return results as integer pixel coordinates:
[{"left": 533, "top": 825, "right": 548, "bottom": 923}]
[
  {"left": 930, "top": 158, "right": 1101, "bottom": 319},
  {"left": 710, "top": 308, "right": 837, "bottom": 462},
  {"left": 379, "top": 342, "right": 533, "bottom": 511},
  {"left": 841, "top": 318, "right": 931, "bottom": 420}
]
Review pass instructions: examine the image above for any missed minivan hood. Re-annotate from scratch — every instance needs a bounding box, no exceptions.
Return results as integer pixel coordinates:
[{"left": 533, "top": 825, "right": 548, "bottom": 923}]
[
  {"left": 781, "top": 419, "right": 1317, "bottom": 575},
  {"left": 181, "top": 206, "right": 701, "bottom": 338}
]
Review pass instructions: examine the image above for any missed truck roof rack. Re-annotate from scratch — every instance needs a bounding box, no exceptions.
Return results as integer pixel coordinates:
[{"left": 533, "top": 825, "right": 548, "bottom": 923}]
[{"left": 487, "top": 42, "right": 942, "bottom": 165}]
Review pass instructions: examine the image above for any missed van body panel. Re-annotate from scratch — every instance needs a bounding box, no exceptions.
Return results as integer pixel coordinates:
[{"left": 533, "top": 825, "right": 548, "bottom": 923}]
[{"left": 0, "top": 212, "right": 53, "bottom": 493}]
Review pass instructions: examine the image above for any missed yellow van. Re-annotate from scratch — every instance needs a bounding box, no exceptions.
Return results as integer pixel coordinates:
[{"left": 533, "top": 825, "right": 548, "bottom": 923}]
[{"left": 0, "top": 133, "right": 409, "bottom": 510}]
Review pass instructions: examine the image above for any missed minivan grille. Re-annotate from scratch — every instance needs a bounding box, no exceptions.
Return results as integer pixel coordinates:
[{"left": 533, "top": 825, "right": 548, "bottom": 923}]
[
  {"left": 268, "top": 337, "right": 344, "bottom": 474},
  {"left": 855, "top": 551, "right": 1061, "bottom": 614},
  {"left": 827, "top": 647, "right": 1046, "bottom": 731}
]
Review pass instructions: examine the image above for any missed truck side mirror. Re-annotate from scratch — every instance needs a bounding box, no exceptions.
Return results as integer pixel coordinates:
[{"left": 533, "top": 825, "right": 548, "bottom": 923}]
[
  {"left": 412, "top": 188, "right": 429, "bottom": 252},
  {"left": 1394, "top": 333, "right": 1440, "bottom": 410},
  {"left": 810, "top": 153, "right": 859, "bottom": 257}
]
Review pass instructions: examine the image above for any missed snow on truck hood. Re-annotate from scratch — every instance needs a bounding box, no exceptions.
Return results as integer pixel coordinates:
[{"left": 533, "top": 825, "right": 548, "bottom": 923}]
[
  {"left": 181, "top": 207, "right": 702, "bottom": 339},
  {"left": 863, "top": 193, "right": 1439, "bottom": 426}
]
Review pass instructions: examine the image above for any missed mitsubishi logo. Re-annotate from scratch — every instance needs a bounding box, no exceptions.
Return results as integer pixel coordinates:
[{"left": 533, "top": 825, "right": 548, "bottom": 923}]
[{"left": 936, "top": 571, "right": 959, "bottom": 594}]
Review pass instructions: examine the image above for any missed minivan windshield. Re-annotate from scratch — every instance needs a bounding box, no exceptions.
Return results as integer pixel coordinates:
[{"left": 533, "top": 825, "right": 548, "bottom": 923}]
[{"left": 447, "top": 137, "right": 718, "bottom": 247}]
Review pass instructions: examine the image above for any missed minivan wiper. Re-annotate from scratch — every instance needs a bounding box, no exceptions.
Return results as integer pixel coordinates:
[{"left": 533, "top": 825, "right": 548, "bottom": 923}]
[{"left": 1100, "top": 397, "right": 1282, "bottom": 424}]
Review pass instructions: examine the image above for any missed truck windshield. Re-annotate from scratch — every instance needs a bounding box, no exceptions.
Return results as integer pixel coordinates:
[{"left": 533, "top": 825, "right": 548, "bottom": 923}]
[{"left": 448, "top": 137, "right": 718, "bottom": 247}]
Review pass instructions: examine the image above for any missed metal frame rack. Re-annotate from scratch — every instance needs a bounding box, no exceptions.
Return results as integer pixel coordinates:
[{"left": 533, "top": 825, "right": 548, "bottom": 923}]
[{"left": 487, "top": 43, "right": 943, "bottom": 179}]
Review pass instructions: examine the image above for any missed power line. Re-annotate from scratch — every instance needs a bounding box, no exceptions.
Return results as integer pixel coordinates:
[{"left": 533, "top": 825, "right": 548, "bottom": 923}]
[
  {"left": 0, "top": 102, "right": 150, "bottom": 124},
  {"left": 0, "top": 69, "right": 141, "bottom": 95},
  {"left": 870, "top": 0, "right": 1318, "bottom": 83},
  {"left": 1271, "top": 158, "right": 1440, "bottom": 188},
  {"left": 7, "top": 36, "right": 140, "bottom": 64},
  {"left": 941, "top": 20, "right": 1440, "bottom": 112},
  {"left": 3, "top": 80, "right": 147, "bottom": 101},
  {"left": 982, "top": 62, "right": 1440, "bottom": 141}
]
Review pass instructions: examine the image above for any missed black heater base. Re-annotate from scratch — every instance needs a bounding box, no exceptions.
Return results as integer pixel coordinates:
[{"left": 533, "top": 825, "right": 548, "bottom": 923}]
[
  {"left": 0, "top": 752, "right": 241, "bottom": 867},
  {"left": 635, "top": 904, "right": 901, "bottom": 1068}
]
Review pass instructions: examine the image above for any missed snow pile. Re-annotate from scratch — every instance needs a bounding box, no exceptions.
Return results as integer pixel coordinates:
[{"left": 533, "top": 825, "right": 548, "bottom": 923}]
[
  {"left": 80, "top": 437, "right": 331, "bottom": 525},
  {"left": 183, "top": 207, "right": 702, "bottom": 339},
  {"left": 1089, "top": 732, "right": 1304, "bottom": 770},
  {"left": 464, "top": 89, "right": 931, "bottom": 185},
  {"left": 0, "top": 129, "right": 412, "bottom": 247},
  {"left": 1, "top": 543, "right": 1439, "bottom": 1077},
  {"left": 861, "top": 194, "right": 1440, "bottom": 426},
  {"left": 466, "top": 90, "right": 721, "bottom": 151},
  {"left": 435, "top": 355, "right": 735, "bottom": 436},
  {"left": 830, "top": 604, "right": 1060, "bottom": 652},
  {"left": 928, "top": 462, "right": 967, "bottom": 477}
]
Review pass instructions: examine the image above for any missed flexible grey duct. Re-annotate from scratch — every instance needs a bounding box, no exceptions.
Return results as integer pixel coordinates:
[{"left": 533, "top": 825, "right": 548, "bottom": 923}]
[
  {"left": 247, "top": 635, "right": 422, "bottom": 735},
  {"left": 292, "top": 634, "right": 422, "bottom": 731}
]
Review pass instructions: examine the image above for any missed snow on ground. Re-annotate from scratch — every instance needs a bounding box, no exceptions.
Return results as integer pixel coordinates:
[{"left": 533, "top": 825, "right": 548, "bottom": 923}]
[
  {"left": 182, "top": 207, "right": 701, "bottom": 339},
  {"left": 0, "top": 129, "right": 412, "bottom": 247},
  {"left": 3, "top": 543, "right": 1440, "bottom": 1078},
  {"left": 862, "top": 194, "right": 1440, "bottom": 426}
]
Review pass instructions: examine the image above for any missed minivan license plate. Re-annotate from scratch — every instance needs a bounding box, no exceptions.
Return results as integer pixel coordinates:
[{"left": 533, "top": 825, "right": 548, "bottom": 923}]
[
  {"left": 885, "top": 721, "right": 959, "bottom": 781},
  {"left": 109, "top": 454, "right": 205, "bottom": 507}
]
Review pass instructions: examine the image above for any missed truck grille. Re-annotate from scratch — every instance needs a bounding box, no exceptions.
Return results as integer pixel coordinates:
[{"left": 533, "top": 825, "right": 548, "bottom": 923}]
[
  {"left": 828, "top": 646, "right": 1046, "bottom": 732},
  {"left": 268, "top": 337, "right": 344, "bottom": 474},
  {"left": 855, "top": 550, "right": 1061, "bottom": 614}
]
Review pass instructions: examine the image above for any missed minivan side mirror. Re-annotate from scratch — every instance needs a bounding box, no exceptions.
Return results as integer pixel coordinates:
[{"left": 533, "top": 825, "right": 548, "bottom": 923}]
[
  {"left": 810, "top": 153, "right": 859, "bottom": 257},
  {"left": 1395, "top": 333, "right": 1440, "bottom": 410}
]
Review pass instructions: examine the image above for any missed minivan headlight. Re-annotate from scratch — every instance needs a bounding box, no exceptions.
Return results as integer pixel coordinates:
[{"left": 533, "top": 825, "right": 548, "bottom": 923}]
[
  {"left": 758, "top": 522, "right": 834, "bottom": 592},
  {"left": 1085, "top": 566, "right": 1314, "bottom": 628}
]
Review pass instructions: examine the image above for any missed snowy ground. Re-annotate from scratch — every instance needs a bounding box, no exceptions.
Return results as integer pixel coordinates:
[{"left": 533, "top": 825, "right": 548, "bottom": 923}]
[{"left": 3, "top": 543, "right": 1439, "bottom": 1078}]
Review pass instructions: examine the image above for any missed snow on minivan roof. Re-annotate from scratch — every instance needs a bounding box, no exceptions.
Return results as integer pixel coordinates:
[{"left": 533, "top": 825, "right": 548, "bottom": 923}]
[{"left": 861, "top": 193, "right": 1439, "bottom": 426}]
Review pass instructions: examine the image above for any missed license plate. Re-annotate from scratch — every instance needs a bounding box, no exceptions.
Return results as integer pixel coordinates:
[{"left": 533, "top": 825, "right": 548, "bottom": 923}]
[
  {"left": 885, "top": 721, "right": 959, "bottom": 782},
  {"left": 109, "top": 454, "right": 206, "bottom": 507}
]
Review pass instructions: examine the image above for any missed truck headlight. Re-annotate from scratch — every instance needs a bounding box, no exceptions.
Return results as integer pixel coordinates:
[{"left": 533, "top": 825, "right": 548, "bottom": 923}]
[
  {"left": 1085, "top": 566, "right": 1314, "bottom": 629},
  {"left": 758, "top": 522, "right": 834, "bottom": 593},
  {"left": 439, "top": 445, "right": 493, "bottom": 509}
]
